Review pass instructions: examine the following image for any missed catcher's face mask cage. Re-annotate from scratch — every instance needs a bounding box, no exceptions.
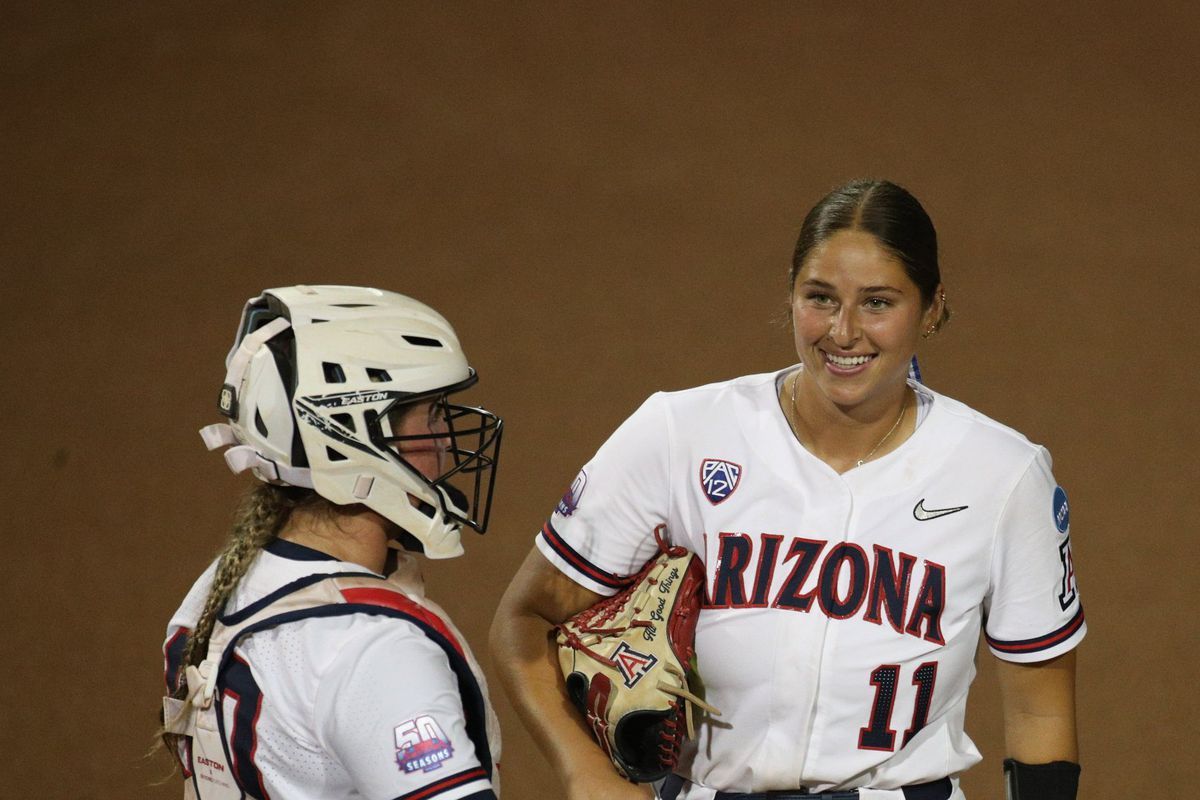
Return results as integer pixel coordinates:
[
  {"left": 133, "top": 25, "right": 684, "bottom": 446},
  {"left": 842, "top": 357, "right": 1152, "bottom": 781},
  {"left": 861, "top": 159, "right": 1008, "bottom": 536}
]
[
  {"left": 203, "top": 284, "right": 503, "bottom": 559},
  {"left": 371, "top": 378, "right": 503, "bottom": 535}
]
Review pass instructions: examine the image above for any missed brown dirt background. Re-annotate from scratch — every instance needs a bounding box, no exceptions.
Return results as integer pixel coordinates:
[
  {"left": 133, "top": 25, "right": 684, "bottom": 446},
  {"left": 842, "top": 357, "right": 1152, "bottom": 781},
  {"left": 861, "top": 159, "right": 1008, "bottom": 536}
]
[{"left": 2, "top": 3, "right": 1196, "bottom": 798}]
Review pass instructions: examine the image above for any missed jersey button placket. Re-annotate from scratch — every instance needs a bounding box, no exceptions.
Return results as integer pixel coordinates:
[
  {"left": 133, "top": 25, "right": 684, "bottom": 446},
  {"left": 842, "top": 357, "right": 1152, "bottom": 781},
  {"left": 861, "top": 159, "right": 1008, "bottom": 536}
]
[{"left": 794, "top": 476, "right": 855, "bottom": 788}]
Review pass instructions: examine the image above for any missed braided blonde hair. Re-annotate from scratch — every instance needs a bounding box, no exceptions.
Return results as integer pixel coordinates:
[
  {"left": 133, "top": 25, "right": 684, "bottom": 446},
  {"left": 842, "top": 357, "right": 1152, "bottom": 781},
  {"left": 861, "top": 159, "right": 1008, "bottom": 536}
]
[{"left": 158, "top": 482, "right": 323, "bottom": 764}]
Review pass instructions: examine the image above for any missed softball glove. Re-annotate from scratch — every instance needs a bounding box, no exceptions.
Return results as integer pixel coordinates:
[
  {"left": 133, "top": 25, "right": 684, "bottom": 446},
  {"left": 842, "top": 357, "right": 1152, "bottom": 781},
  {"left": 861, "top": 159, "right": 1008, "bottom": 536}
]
[{"left": 555, "top": 526, "right": 719, "bottom": 783}]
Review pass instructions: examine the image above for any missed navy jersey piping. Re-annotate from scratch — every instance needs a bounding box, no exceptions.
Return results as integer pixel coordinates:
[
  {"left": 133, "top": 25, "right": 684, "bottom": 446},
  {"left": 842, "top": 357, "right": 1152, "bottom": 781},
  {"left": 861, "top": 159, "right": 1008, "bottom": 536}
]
[
  {"left": 987, "top": 605, "right": 1085, "bottom": 654},
  {"left": 540, "top": 520, "right": 633, "bottom": 591},
  {"left": 217, "top": 571, "right": 383, "bottom": 626},
  {"left": 393, "top": 766, "right": 490, "bottom": 799},
  {"left": 263, "top": 538, "right": 340, "bottom": 561}
]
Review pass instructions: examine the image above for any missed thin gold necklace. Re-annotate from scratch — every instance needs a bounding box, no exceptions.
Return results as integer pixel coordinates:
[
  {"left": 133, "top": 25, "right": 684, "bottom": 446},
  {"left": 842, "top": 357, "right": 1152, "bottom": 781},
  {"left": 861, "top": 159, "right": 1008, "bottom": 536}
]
[{"left": 789, "top": 372, "right": 908, "bottom": 467}]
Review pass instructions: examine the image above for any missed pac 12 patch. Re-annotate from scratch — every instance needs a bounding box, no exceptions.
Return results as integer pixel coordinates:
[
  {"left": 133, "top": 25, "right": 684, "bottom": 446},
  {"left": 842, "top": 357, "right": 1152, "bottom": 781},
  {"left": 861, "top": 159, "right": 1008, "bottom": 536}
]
[
  {"left": 700, "top": 458, "right": 742, "bottom": 505},
  {"left": 1052, "top": 486, "right": 1070, "bottom": 533},
  {"left": 394, "top": 715, "right": 454, "bottom": 774},
  {"left": 557, "top": 470, "right": 587, "bottom": 517}
]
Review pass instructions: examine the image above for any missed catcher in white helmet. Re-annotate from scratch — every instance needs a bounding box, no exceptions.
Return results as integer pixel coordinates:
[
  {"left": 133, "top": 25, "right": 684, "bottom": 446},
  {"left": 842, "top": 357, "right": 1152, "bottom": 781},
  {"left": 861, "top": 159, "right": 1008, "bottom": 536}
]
[{"left": 159, "top": 285, "right": 503, "bottom": 800}]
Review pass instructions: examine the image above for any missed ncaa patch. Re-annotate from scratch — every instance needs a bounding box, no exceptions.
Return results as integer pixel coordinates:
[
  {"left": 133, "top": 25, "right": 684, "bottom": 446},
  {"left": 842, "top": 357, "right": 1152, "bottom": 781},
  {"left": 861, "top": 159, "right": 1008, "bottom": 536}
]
[
  {"left": 557, "top": 470, "right": 587, "bottom": 517},
  {"left": 394, "top": 715, "right": 454, "bottom": 774},
  {"left": 699, "top": 458, "right": 742, "bottom": 505},
  {"left": 1052, "top": 486, "right": 1070, "bottom": 533}
]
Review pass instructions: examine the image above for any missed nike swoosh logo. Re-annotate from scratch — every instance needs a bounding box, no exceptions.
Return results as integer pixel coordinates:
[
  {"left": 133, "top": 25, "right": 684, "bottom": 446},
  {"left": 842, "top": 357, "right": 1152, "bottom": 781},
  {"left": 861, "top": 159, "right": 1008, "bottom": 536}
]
[{"left": 913, "top": 499, "right": 969, "bottom": 521}]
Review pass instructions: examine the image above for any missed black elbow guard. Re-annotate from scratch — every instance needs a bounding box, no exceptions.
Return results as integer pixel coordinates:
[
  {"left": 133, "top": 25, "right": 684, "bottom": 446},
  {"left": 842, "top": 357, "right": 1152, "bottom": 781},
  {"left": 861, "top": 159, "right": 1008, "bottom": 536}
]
[{"left": 1004, "top": 758, "right": 1081, "bottom": 800}]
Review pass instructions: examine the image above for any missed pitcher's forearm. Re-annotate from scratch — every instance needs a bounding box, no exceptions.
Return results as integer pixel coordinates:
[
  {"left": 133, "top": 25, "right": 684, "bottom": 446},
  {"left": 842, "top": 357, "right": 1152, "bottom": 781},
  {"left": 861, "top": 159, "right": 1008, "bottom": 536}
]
[
  {"left": 490, "top": 607, "right": 607, "bottom": 775},
  {"left": 997, "top": 651, "right": 1078, "bottom": 763},
  {"left": 490, "top": 549, "right": 656, "bottom": 799}
]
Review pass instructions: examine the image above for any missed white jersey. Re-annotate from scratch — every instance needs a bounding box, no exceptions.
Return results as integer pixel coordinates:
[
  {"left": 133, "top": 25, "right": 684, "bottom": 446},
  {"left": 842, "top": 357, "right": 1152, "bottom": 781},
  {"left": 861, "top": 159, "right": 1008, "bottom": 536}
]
[
  {"left": 164, "top": 539, "right": 501, "bottom": 800},
  {"left": 536, "top": 368, "right": 1083, "bottom": 796}
]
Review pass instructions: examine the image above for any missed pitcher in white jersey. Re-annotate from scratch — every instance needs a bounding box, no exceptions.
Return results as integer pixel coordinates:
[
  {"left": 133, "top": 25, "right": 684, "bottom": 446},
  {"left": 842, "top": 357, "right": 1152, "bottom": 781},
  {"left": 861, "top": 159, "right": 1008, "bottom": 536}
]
[
  {"left": 159, "top": 285, "right": 504, "bottom": 800},
  {"left": 490, "top": 180, "right": 1083, "bottom": 800}
]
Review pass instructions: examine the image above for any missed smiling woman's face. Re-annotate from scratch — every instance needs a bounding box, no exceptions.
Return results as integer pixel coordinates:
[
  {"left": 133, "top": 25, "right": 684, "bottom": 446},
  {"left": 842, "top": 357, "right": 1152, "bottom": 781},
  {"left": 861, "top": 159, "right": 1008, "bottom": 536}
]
[{"left": 791, "top": 229, "right": 937, "bottom": 413}]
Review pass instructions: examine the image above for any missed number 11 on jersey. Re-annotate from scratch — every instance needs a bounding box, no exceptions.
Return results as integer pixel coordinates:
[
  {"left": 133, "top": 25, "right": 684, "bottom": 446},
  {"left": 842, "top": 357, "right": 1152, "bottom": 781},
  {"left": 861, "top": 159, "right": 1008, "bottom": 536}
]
[{"left": 858, "top": 661, "right": 938, "bottom": 751}]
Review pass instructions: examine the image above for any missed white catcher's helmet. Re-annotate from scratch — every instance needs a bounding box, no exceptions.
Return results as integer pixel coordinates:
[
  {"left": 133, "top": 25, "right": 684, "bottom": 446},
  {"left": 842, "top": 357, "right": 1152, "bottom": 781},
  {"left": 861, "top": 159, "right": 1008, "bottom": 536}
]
[{"left": 200, "top": 285, "right": 503, "bottom": 558}]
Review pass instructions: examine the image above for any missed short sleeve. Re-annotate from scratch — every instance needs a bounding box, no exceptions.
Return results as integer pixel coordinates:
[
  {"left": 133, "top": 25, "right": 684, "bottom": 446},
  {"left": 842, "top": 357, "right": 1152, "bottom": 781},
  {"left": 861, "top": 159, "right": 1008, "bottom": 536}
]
[
  {"left": 984, "top": 447, "right": 1086, "bottom": 663},
  {"left": 163, "top": 560, "right": 218, "bottom": 691},
  {"left": 536, "top": 393, "right": 671, "bottom": 595},
  {"left": 316, "top": 621, "right": 493, "bottom": 800}
]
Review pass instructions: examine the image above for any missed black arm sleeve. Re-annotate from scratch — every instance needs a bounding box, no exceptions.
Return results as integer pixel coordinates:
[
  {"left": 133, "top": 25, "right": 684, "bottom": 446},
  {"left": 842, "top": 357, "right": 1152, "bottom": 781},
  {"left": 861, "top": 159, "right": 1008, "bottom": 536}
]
[{"left": 1004, "top": 758, "right": 1080, "bottom": 800}]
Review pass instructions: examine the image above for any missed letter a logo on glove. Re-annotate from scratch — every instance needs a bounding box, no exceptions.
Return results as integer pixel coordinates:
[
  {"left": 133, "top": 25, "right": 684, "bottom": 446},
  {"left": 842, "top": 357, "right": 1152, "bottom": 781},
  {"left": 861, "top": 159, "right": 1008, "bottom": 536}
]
[{"left": 612, "top": 641, "right": 659, "bottom": 688}]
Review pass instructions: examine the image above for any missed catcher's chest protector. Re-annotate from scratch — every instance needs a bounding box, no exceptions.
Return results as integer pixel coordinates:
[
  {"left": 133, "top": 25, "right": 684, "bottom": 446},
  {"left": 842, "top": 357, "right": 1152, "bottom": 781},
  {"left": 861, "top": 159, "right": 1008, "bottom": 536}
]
[{"left": 163, "top": 573, "right": 494, "bottom": 799}]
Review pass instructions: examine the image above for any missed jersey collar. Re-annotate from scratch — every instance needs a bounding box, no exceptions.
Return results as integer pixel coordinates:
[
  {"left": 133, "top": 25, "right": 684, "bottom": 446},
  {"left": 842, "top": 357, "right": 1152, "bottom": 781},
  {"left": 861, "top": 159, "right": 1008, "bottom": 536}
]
[{"left": 264, "top": 538, "right": 340, "bottom": 562}]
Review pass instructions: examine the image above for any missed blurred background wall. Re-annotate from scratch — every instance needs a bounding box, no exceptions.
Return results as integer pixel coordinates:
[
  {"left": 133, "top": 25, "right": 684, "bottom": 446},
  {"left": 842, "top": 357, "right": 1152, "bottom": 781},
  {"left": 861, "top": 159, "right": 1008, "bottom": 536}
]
[{"left": 1, "top": 2, "right": 1196, "bottom": 797}]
